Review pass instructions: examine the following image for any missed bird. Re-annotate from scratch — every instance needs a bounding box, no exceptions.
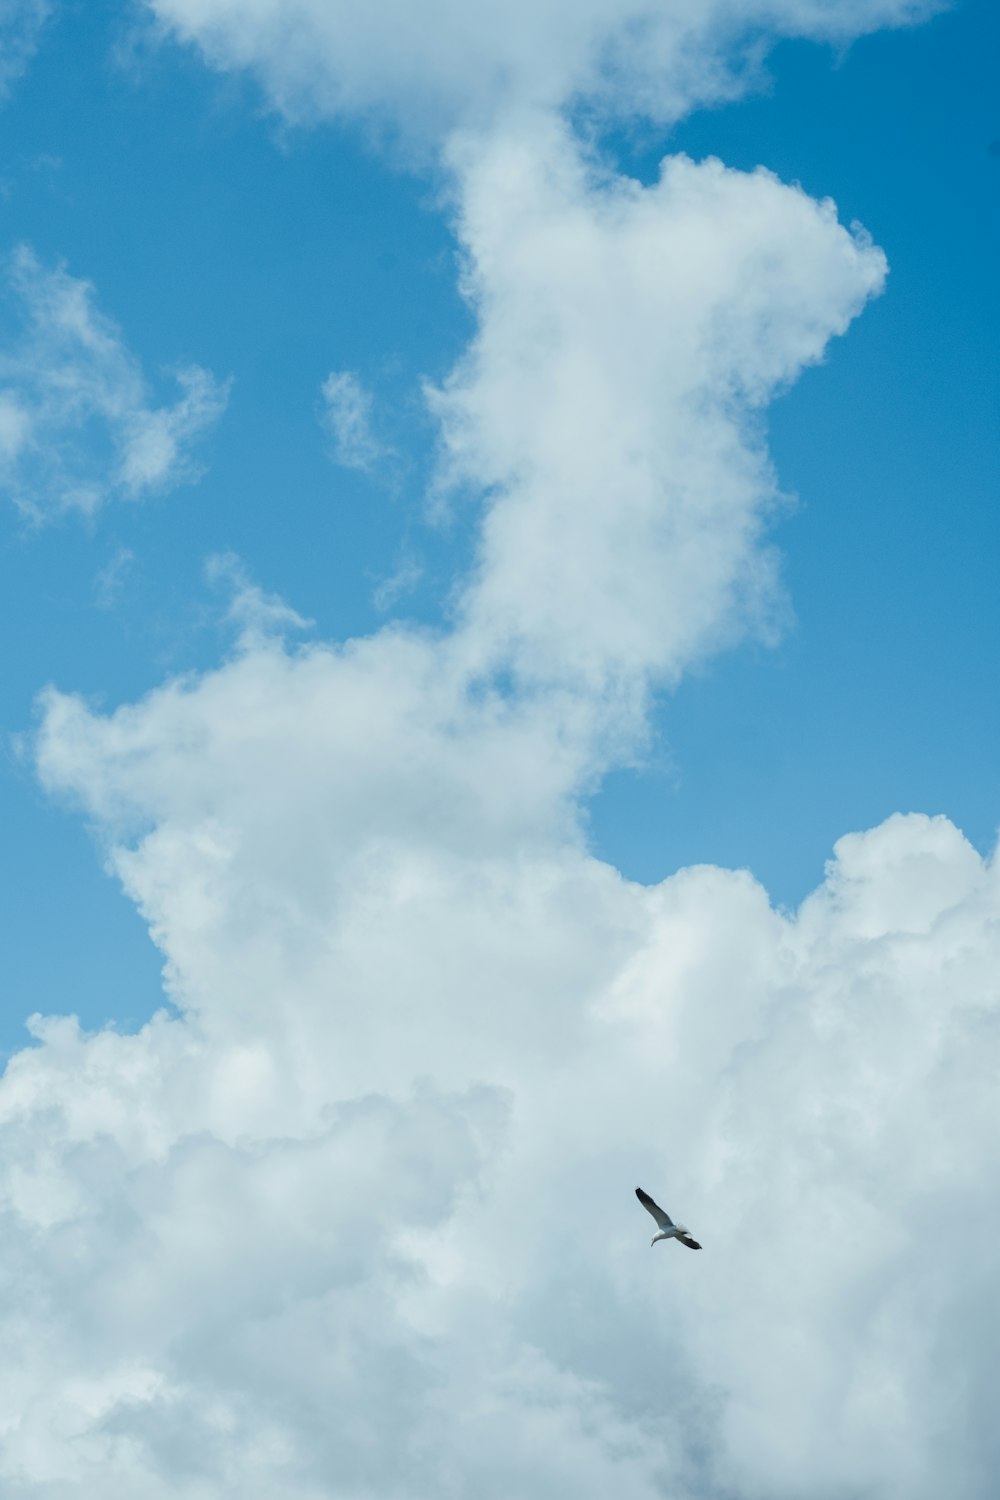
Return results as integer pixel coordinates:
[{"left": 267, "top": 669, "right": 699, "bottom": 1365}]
[{"left": 635, "top": 1186, "right": 701, "bottom": 1249}]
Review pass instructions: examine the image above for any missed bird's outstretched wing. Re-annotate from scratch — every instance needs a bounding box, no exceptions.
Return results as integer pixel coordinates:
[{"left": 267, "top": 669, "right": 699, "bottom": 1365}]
[
  {"left": 635, "top": 1187, "right": 673, "bottom": 1229},
  {"left": 677, "top": 1234, "right": 702, "bottom": 1250}
]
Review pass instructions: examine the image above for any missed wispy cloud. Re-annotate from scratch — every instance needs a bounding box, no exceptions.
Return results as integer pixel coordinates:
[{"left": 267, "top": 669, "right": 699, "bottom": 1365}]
[
  {"left": 0, "top": 245, "right": 230, "bottom": 519},
  {"left": 206, "top": 551, "right": 313, "bottom": 649},
  {"left": 0, "top": 0, "right": 50, "bottom": 98},
  {"left": 319, "top": 368, "right": 386, "bottom": 473},
  {"left": 372, "top": 552, "right": 423, "bottom": 612},
  {"left": 93, "top": 545, "right": 136, "bottom": 610}
]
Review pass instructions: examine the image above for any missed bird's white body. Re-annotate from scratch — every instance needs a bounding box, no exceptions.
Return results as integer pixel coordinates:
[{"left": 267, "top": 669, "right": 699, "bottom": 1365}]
[{"left": 650, "top": 1225, "right": 689, "bottom": 1247}]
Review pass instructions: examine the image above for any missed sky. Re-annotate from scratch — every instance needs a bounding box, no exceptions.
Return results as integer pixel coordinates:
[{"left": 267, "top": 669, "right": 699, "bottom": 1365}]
[{"left": 0, "top": 1, "right": 998, "bottom": 1496}]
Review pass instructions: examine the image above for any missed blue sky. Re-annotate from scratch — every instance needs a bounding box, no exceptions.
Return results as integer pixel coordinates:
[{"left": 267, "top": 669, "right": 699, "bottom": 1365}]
[
  {"left": 1, "top": 4, "right": 999, "bottom": 1496},
  {"left": 2, "top": 0, "right": 995, "bottom": 1045}
]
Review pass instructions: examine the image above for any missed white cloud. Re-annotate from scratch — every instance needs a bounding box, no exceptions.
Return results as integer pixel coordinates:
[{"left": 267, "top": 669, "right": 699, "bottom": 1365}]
[
  {"left": 0, "top": 246, "right": 230, "bottom": 519},
  {"left": 144, "top": 0, "right": 939, "bottom": 137},
  {"left": 205, "top": 551, "right": 314, "bottom": 648},
  {"left": 372, "top": 553, "right": 423, "bottom": 612},
  {"left": 437, "top": 119, "right": 885, "bottom": 699},
  {"left": 15, "top": 664, "right": 1000, "bottom": 1497},
  {"left": 0, "top": 0, "right": 49, "bottom": 97},
  {"left": 319, "top": 368, "right": 385, "bottom": 472},
  {"left": 93, "top": 546, "right": 136, "bottom": 610}
]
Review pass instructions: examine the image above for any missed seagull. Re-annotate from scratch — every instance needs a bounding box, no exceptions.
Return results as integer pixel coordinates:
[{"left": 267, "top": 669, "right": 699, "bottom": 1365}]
[{"left": 635, "top": 1187, "right": 702, "bottom": 1249}]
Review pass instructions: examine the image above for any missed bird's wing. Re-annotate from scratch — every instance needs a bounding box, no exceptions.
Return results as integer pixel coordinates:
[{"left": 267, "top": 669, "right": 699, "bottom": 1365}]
[
  {"left": 677, "top": 1234, "right": 702, "bottom": 1250},
  {"left": 635, "top": 1187, "right": 673, "bottom": 1229}
]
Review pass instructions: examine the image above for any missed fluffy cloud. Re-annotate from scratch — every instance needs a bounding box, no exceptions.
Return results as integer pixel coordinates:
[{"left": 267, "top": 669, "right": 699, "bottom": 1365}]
[
  {"left": 16, "top": 663, "right": 1000, "bottom": 1497},
  {"left": 0, "top": 246, "right": 230, "bottom": 518},
  {"left": 144, "top": 0, "right": 938, "bottom": 136},
  {"left": 437, "top": 119, "right": 885, "bottom": 696}
]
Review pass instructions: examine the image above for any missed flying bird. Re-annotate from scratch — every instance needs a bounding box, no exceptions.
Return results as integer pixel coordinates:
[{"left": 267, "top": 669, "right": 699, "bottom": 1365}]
[{"left": 635, "top": 1186, "right": 701, "bottom": 1249}]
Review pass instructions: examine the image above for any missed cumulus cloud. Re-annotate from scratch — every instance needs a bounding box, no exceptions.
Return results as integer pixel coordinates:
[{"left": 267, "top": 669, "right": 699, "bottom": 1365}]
[
  {"left": 17, "top": 665, "right": 1000, "bottom": 1497},
  {"left": 319, "top": 368, "right": 386, "bottom": 472},
  {"left": 0, "top": 246, "right": 230, "bottom": 518},
  {"left": 144, "top": 0, "right": 939, "bottom": 137},
  {"left": 437, "top": 118, "right": 885, "bottom": 698},
  {"left": 0, "top": 0, "right": 49, "bottom": 97}
]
